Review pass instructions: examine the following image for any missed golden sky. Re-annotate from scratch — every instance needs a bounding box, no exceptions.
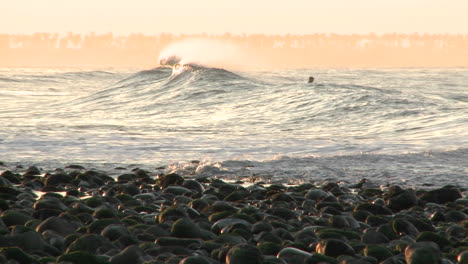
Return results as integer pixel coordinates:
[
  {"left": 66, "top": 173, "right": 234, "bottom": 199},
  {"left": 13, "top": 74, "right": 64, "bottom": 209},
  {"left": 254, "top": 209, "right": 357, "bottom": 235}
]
[{"left": 2, "top": 0, "right": 468, "bottom": 35}]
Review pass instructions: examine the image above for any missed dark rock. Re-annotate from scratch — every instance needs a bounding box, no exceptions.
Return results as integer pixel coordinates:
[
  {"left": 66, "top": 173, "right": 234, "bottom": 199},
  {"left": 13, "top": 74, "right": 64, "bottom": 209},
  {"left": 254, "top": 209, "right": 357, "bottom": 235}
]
[
  {"left": 363, "top": 245, "right": 393, "bottom": 262},
  {"left": 444, "top": 210, "right": 467, "bottom": 222},
  {"left": 419, "top": 186, "right": 462, "bottom": 204},
  {"left": 66, "top": 234, "right": 113, "bottom": 254},
  {"left": 315, "top": 239, "right": 355, "bottom": 257},
  {"left": 44, "top": 172, "right": 73, "bottom": 186},
  {"left": 101, "top": 224, "right": 131, "bottom": 241},
  {"left": 182, "top": 179, "right": 205, "bottom": 193},
  {"left": 0, "top": 247, "right": 35, "bottom": 264},
  {"left": 277, "top": 247, "right": 312, "bottom": 264},
  {"left": 391, "top": 218, "right": 419, "bottom": 237},
  {"left": 1, "top": 209, "right": 34, "bottom": 227},
  {"left": 404, "top": 241, "right": 441, "bottom": 264},
  {"left": 109, "top": 245, "right": 149, "bottom": 264},
  {"left": 226, "top": 244, "right": 263, "bottom": 264},
  {"left": 58, "top": 251, "right": 110, "bottom": 264},
  {"left": 171, "top": 217, "right": 204, "bottom": 239},
  {"left": 36, "top": 216, "right": 76, "bottom": 236},
  {"left": 362, "top": 229, "right": 390, "bottom": 244},
  {"left": 386, "top": 189, "right": 418, "bottom": 212},
  {"left": 355, "top": 203, "right": 392, "bottom": 215},
  {"left": 305, "top": 253, "right": 338, "bottom": 264},
  {"left": 159, "top": 173, "right": 184, "bottom": 188}
]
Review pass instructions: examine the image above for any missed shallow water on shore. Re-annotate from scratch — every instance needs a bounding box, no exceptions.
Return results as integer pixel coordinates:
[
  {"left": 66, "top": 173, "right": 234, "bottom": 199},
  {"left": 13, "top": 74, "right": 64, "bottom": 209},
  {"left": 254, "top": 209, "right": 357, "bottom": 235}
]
[{"left": 0, "top": 67, "right": 467, "bottom": 187}]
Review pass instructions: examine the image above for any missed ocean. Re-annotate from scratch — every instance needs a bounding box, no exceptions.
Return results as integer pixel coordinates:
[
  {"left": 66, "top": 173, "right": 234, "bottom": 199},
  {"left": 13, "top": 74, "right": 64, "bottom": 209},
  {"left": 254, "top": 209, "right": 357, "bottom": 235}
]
[{"left": 0, "top": 66, "right": 467, "bottom": 188}]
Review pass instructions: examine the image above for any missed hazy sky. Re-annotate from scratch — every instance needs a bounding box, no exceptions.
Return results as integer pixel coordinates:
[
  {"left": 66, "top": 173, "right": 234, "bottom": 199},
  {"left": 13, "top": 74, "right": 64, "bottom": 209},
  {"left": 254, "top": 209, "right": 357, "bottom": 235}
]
[{"left": 2, "top": 0, "right": 468, "bottom": 35}]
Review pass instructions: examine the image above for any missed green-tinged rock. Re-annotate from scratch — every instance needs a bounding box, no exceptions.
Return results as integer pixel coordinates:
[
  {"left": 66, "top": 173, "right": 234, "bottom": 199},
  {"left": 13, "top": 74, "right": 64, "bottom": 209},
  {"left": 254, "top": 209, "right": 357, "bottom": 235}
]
[
  {"left": 277, "top": 247, "right": 312, "bottom": 263},
  {"left": 66, "top": 234, "right": 113, "bottom": 254},
  {"left": 36, "top": 216, "right": 76, "bottom": 236},
  {"left": 158, "top": 173, "right": 184, "bottom": 188},
  {"left": 404, "top": 241, "right": 441, "bottom": 264},
  {"left": 416, "top": 231, "right": 450, "bottom": 249},
  {"left": 305, "top": 253, "right": 338, "bottom": 264},
  {"left": 101, "top": 224, "right": 131, "bottom": 241},
  {"left": 109, "top": 245, "right": 148, "bottom": 264},
  {"left": 58, "top": 251, "right": 110, "bottom": 264},
  {"left": 362, "top": 229, "right": 390, "bottom": 244},
  {"left": 386, "top": 189, "right": 418, "bottom": 212},
  {"left": 155, "top": 237, "right": 202, "bottom": 248},
  {"left": 1, "top": 209, "right": 34, "bottom": 227},
  {"left": 258, "top": 241, "right": 281, "bottom": 255},
  {"left": 355, "top": 203, "right": 392, "bottom": 215},
  {"left": 419, "top": 186, "right": 462, "bottom": 204},
  {"left": 88, "top": 219, "right": 120, "bottom": 233},
  {"left": 363, "top": 245, "right": 393, "bottom": 262},
  {"left": 171, "top": 217, "right": 204, "bottom": 239},
  {"left": 315, "top": 239, "right": 355, "bottom": 257},
  {"left": 179, "top": 255, "right": 213, "bottom": 264},
  {"left": 158, "top": 206, "right": 188, "bottom": 223},
  {"left": 0, "top": 247, "right": 35, "bottom": 264},
  {"left": 392, "top": 218, "right": 419, "bottom": 237},
  {"left": 226, "top": 244, "right": 263, "bottom": 264}
]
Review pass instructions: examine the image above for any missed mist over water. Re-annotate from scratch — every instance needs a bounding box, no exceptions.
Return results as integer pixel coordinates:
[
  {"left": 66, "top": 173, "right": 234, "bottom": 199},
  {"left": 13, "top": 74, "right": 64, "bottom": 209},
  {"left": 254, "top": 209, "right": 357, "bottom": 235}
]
[{"left": 0, "top": 66, "right": 466, "bottom": 187}]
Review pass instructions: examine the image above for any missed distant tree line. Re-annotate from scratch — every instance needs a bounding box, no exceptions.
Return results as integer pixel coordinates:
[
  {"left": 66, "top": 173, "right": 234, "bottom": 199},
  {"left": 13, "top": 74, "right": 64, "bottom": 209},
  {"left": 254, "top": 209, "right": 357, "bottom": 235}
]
[{"left": 1, "top": 33, "right": 467, "bottom": 68}]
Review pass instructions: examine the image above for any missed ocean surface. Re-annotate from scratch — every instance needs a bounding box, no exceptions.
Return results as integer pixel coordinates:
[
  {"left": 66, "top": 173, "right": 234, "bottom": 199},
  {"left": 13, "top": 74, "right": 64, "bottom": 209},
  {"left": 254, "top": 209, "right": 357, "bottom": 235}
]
[{"left": 0, "top": 66, "right": 467, "bottom": 188}]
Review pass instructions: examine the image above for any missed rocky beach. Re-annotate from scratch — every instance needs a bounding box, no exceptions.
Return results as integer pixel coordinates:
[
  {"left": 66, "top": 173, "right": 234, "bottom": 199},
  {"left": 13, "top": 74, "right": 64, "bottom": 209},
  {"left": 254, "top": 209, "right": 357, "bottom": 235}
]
[{"left": 0, "top": 163, "right": 466, "bottom": 264}]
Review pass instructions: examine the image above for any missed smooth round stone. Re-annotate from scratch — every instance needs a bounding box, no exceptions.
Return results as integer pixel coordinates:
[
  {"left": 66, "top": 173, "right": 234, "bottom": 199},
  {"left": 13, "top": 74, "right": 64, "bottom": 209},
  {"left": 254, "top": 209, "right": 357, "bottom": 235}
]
[
  {"left": 211, "top": 218, "right": 251, "bottom": 234},
  {"left": 419, "top": 186, "right": 462, "bottom": 204},
  {"left": 277, "top": 247, "right": 312, "bottom": 264},
  {"left": 66, "top": 234, "right": 113, "bottom": 254},
  {"left": 226, "top": 244, "right": 263, "bottom": 264},
  {"left": 101, "top": 224, "right": 131, "bottom": 241},
  {"left": 1, "top": 209, "right": 34, "bottom": 227},
  {"left": 363, "top": 245, "right": 393, "bottom": 262},
  {"left": 315, "top": 239, "right": 355, "bottom": 257},
  {"left": 0, "top": 247, "right": 34, "bottom": 264},
  {"left": 386, "top": 189, "right": 418, "bottom": 212},
  {"left": 36, "top": 216, "right": 76, "bottom": 237},
  {"left": 404, "top": 242, "right": 441, "bottom": 264},
  {"left": 362, "top": 229, "right": 390, "bottom": 244},
  {"left": 58, "top": 250, "right": 110, "bottom": 264},
  {"left": 109, "top": 245, "right": 148, "bottom": 264},
  {"left": 179, "top": 255, "right": 213, "bottom": 264},
  {"left": 171, "top": 218, "right": 204, "bottom": 239},
  {"left": 182, "top": 179, "right": 205, "bottom": 193},
  {"left": 163, "top": 186, "right": 193, "bottom": 196},
  {"left": 158, "top": 173, "right": 184, "bottom": 188},
  {"left": 305, "top": 189, "right": 331, "bottom": 201}
]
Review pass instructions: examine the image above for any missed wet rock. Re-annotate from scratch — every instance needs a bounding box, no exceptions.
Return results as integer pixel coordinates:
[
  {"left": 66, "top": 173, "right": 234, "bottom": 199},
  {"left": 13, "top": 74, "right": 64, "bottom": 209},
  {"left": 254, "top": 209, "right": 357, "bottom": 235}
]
[
  {"left": 277, "top": 247, "right": 312, "bottom": 264},
  {"left": 101, "top": 224, "right": 131, "bottom": 241},
  {"left": 404, "top": 241, "right": 441, "bottom": 264},
  {"left": 226, "top": 244, "right": 263, "bottom": 264},
  {"left": 36, "top": 216, "right": 76, "bottom": 236},
  {"left": 419, "top": 186, "right": 462, "bottom": 204},
  {"left": 1, "top": 209, "right": 34, "bottom": 227},
  {"left": 355, "top": 203, "right": 392, "bottom": 215},
  {"left": 58, "top": 251, "right": 110, "bottom": 264},
  {"left": 66, "top": 234, "right": 113, "bottom": 255},
  {"left": 386, "top": 188, "right": 418, "bottom": 212},
  {"left": 305, "top": 253, "right": 338, "bottom": 264},
  {"left": 363, "top": 245, "right": 393, "bottom": 262},
  {"left": 315, "top": 239, "right": 355, "bottom": 257},
  {"left": 109, "top": 245, "right": 149, "bottom": 264},
  {"left": 0, "top": 247, "right": 35, "bottom": 264},
  {"left": 362, "top": 229, "right": 390, "bottom": 244},
  {"left": 159, "top": 173, "right": 184, "bottom": 188},
  {"left": 179, "top": 255, "right": 213, "bottom": 264},
  {"left": 171, "top": 217, "right": 204, "bottom": 239}
]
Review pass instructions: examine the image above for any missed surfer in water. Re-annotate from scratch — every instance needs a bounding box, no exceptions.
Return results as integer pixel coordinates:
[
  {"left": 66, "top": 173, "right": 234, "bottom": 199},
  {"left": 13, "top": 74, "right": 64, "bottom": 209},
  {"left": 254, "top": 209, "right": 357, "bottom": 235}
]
[{"left": 308, "top": 76, "right": 314, "bottom": 83}]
